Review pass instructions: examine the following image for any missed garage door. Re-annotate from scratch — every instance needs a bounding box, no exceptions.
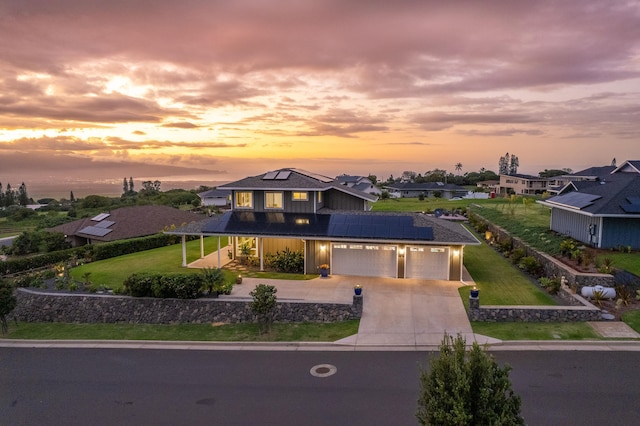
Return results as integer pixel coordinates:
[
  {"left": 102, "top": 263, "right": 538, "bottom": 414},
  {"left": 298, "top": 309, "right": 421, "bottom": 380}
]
[
  {"left": 406, "top": 246, "right": 450, "bottom": 280},
  {"left": 331, "top": 243, "right": 397, "bottom": 278}
]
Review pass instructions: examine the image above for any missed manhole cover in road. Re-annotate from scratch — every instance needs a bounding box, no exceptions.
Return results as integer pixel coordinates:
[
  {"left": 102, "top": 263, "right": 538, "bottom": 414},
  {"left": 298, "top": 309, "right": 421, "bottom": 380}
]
[{"left": 310, "top": 364, "right": 337, "bottom": 378}]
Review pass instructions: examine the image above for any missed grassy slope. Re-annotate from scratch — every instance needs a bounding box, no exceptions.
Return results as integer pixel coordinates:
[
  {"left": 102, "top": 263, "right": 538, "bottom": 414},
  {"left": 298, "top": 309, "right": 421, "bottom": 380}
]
[
  {"left": 471, "top": 322, "right": 600, "bottom": 340},
  {"left": 459, "top": 239, "right": 556, "bottom": 306}
]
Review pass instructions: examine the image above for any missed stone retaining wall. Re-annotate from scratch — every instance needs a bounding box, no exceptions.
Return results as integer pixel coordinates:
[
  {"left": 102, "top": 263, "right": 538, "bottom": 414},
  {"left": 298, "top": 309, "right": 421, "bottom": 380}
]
[
  {"left": 470, "top": 212, "right": 615, "bottom": 289},
  {"left": 10, "top": 288, "right": 363, "bottom": 324},
  {"left": 468, "top": 287, "right": 602, "bottom": 322}
]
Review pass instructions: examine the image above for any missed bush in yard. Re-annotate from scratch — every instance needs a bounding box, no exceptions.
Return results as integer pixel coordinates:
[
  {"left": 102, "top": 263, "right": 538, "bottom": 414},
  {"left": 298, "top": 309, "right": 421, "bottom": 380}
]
[
  {"left": 539, "top": 277, "right": 561, "bottom": 294},
  {"left": 518, "top": 256, "right": 543, "bottom": 277},
  {"left": 265, "top": 248, "right": 304, "bottom": 273},
  {"left": 124, "top": 273, "right": 158, "bottom": 297},
  {"left": 0, "top": 279, "right": 17, "bottom": 335},
  {"left": 417, "top": 333, "right": 523, "bottom": 425},
  {"left": 201, "top": 267, "right": 227, "bottom": 295},
  {"left": 250, "top": 284, "right": 278, "bottom": 334},
  {"left": 509, "top": 248, "right": 526, "bottom": 265}
]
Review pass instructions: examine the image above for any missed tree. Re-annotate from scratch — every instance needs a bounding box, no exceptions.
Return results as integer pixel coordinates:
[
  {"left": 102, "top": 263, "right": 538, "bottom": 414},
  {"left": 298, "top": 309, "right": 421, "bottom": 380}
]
[
  {"left": 4, "top": 183, "right": 15, "bottom": 207},
  {"left": 509, "top": 155, "right": 519, "bottom": 175},
  {"left": 129, "top": 176, "right": 134, "bottom": 193},
  {"left": 201, "top": 267, "right": 226, "bottom": 295},
  {"left": 454, "top": 163, "right": 463, "bottom": 175},
  {"left": 0, "top": 279, "right": 17, "bottom": 335},
  {"left": 498, "top": 153, "right": 510, "bottom": 175},
  {"left": 367, "top": 174, "right": 378, "bottom": 185},
  {"left": 18, "top": 182, "right": 29, "bottom": 206},
  {"left": 249, "top": 284, "right": 278, "bottom": 334},
  {"left": 416, "top": 333, "right": 523, "bottom": 425},
  {"left": 70, "top": 191, "right": 75, "bottom": 203},
  {"left": 123, "top": 177, "right": 128, "bottom": 195}
]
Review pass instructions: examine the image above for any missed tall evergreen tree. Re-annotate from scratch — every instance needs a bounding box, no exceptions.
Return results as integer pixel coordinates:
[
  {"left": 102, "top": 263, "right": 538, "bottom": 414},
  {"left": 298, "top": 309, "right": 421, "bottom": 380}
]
[
  {"left": 123, "top": 177, "right": 128, "bottom": 195},
  {"left": 18, "top": 182, "right": 29, "bottom": 206},
  {"left": 509, "top": 155, "right": 519, "bottom": 175},
  {"left": 70, "top": 191, "right": 75, "bottom": 202},
  {"left": 0, "top": 182, "right": 3, "bottom": 207},
  {"left": 4, "top": 183, "right": 15, "bottom": 207},
  {"left": 129, "top": 176, "right": 134, "bottom": 192}
]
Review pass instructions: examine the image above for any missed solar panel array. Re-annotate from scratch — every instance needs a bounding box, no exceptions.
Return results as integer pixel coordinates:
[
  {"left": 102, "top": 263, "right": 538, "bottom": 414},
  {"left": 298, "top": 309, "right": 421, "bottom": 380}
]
[
  {"left": 621, "top": 196, "right": 640, "bottom": 213},
  {"left": 262, "top": 170, "right": 292, "bottom": 180},
  {"left": 78, "top": 226, "right": 113, "bottom": 237},
  {"left": 91, "top": 213, "right": 111, "bottom": 221},
  {"left": 94, "top": 220, "right": 115, "bottom": 228},
  {"left": 548, "top": 192, "right": 601, "bottom": 209},
  {"left": 203, "top": 212, "right": 434, "bottom": 241}
]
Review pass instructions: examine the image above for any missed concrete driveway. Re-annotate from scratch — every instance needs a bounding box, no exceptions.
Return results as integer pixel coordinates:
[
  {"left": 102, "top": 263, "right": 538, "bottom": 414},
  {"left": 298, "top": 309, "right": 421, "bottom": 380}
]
[{"left": 230, "top": 274, "right": 485, "bottom": 347}]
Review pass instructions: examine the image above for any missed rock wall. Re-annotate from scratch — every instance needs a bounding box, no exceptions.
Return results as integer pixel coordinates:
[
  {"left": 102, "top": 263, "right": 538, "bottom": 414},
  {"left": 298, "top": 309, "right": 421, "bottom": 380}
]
[
  {"left": 10, "top": 289, "right": 363, "bottom": 324},
  {"left": 468, "top": 288, "right": 603, "bottom": 322}
]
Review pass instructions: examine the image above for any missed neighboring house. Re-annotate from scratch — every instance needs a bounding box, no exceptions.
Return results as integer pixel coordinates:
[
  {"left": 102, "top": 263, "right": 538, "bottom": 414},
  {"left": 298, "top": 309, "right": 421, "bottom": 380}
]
[
  {"left": 383, "top": 182, "right": 467, "bottom": 199},
  {"left": 198, "top": 188, "right": 231, "bottom": 208},
  {"left": 537, "top": 160, "right": 640, "bottom": 249},
  {"left": 49, "top": 205, "right": 199, "bottom": 246},
  {"left": 498, "top": 174, "right": 548, "bottom": 195},
  {"left": 476, "top": 180, "right": 499, "bottom": 191},
  {"left": 335, "top": 175, "right": 382, "bottom": 196},
  {"left": 168, "top": 168, "right": 480, "bottom": 281},
  {"left": 546, "top": 165, "right": 617, "bottom": 194}
]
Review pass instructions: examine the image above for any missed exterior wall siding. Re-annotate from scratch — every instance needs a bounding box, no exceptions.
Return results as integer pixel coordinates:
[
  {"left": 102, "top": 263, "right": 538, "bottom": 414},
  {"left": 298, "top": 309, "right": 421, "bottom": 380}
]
[
  {"left": 449, "top": 245, "right": 463, "bottom": 280},
  {"left": 324, "top": 189, "right": 365, "bottom": 210},
  {"left": 306, "top": 240, "right": 329, "bottom": 275},
  {"left": 601, "top": 217, "right": 640, "bottom": 249},
  {"left": 550, "top": 208, "right": 599, "bottom": 246},
  {"left": 262, "top": 238, "right": 304, "bottom": 256}
]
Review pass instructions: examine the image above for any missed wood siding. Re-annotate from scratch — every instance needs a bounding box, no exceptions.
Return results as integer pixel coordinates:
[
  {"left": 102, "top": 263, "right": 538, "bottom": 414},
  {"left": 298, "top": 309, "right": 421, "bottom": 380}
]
[
  {"left": 550, "top": 209, "right": 599, "bottom": 246},
  {"left": 324, "top": 189, "right": 365, "bottom": 210},
  {"left": 601, "top": 217, "right": 640, "bottom": 249},
  {"left": 261, "top": 238, "right": 304, "bottom": 255}
]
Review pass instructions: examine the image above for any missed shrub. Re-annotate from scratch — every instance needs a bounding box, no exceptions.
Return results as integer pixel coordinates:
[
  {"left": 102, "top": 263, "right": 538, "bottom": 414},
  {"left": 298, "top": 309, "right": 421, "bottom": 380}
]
[
  {"left": 615, "top": 285, "right": 633, "bottom": 307},
  {"left": 539, "top": 277, "right": 561, "bottom": 295},
  {"left": 509, "top": 248, "right": 526, "bottom": 265},
  {"left": 559, "top": 239, "right": 577, "bottom": 257},
  {"left": 597, "top": 257, "right": 615, "bottom": 274},
  {"left": 497, "top": 238, "right": 513, "bottom": 254},
  {"left": 250, "top": 284, "right": 278, "bottom": 334},
  {"left": 201, "top": 267, "right": 226, "bottom": 295},
  {"left": 0, "top": 279, "right": 17, "bottom": 335},
  {"left": 125, "top": 273, "right": 202, "bottom": 299},
  {"left": 518, "top": 256, "right": 543, "bottom": 277},
  {"left": 265, "top": 248, "right": 304, "bottom": 273},
  {"left": 416, "top": 333, "right": 523, "bottom": 425},
  {"left": 123, "top": 273, "right": 157, "bottom": 297}
]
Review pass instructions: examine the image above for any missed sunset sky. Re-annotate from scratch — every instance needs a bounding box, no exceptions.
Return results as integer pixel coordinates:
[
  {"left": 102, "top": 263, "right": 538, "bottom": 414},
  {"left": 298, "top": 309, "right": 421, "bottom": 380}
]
[{"left": 1, "top": 0, "right": 639, "bottom": 191}]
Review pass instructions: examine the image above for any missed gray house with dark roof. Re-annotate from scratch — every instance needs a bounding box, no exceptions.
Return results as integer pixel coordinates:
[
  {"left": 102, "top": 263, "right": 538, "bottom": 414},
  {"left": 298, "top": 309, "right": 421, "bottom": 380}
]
[
  {"left": 537, "top": 160, "right": 640, "bottom": 249},
  {"left": 49, "top": 205, "right": 199, "bottom": 246},
  {"left": 384, "top": 182, "right": 467, "bottom": 199},
  {"left": 168, "top": 168, "right": 479, "bottom": 281}
]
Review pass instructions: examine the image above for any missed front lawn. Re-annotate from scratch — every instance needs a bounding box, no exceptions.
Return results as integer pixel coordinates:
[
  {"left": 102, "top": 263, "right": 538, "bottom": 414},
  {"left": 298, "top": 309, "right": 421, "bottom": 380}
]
[
  {"left": 622, "top": 310, "right": 640, "bottom": 333},
  {"left": 70, "top": 236, "right": 230, "bottom": 289},
  {"left": 2, "top": 320, "right": 360, "bottom": 342},
  {"left": 460, "top": 237, "right": 556, "bottom": 307},
  {"left": 471, "top": 322, "right": 601, "bottom": 340},
  {"left": 600, "top": 253, "right": 640, "bottom": 277},
  {"left": 372, "top": 196, "right": 499, "bottom": 212}
]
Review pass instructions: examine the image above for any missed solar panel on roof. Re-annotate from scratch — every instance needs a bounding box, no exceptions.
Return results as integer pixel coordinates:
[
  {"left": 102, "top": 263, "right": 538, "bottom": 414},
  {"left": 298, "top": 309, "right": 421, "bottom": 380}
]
[
  {"left": 91, "top": 213, "right": 111, "bottom": 221},
  {"left": 262, "top": 171, "right": 278, "bottom": 180},
  {"left": 79, "top": 226, "right": 113, "bottom": 237},
  {"left": 621, "top": 204, "right": 640, "bottom": 213},
  {"left": 627, "top": 196, "right": 640, "bottom": 205},
  {"left": 548, "top": 192, "right": 601, "bottom": 209},
  {"left": 94, "top": 220, "right": 115, "bottom": 229},
  {"left": 275, "top": 171, "right": 291, "bottom": 180}
]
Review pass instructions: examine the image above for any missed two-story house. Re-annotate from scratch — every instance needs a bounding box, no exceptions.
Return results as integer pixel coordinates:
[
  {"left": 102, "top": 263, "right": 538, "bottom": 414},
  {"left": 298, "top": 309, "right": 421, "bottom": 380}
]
[
  {"left": 498, "top": 174, "right": 549, "bottom": 195},
  {"left": 168, "top": 168, "right": 479, "bottom": 281}
]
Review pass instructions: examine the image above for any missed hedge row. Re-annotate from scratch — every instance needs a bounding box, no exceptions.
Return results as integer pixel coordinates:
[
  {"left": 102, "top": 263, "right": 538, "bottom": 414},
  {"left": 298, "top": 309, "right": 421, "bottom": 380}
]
[
  {"left": 1, "top": 233, "right": 178, "bottom": 276},
  {"left": 123, "top": 273, "right": 203, "bottom": 299}
]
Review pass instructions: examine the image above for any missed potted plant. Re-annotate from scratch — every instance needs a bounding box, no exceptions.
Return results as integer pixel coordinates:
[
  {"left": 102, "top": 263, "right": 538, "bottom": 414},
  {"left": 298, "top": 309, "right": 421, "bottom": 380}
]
[
  {"left": 320, "top": 264, "right": 329, "bottom": 278},
  {"left": 354, "top": 284, "right": 362, "bottom": 296}
]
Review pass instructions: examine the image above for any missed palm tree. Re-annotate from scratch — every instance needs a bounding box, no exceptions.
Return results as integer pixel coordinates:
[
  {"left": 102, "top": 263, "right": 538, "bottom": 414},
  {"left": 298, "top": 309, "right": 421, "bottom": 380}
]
[{"left": 454, "top": 163, "right": 463, "bottom": 175}]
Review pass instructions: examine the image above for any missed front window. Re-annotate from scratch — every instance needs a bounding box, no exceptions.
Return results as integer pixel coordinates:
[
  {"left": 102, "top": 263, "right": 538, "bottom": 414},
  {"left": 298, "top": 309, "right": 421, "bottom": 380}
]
[
  {"left": 235, "top": 191, "right": 253, "bottom": 208},
  {"left": 265, "top": 192, "right": 283, "bottom": 209},
  {"left": 292, "top": 191, "right": 308, "bottom": 201}
]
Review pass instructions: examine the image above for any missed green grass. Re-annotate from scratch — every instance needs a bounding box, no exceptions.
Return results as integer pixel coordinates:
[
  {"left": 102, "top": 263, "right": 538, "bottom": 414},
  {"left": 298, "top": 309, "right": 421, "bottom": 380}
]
[
  {"left": 622, "top": 310, "right": 640, "bottom": 333},
  {"left": 2, "top": 320, "right": 360, "bottom": 342},
  {"left": 471, "top": 321, "right": 601, "bottom": 340},
  {"left": 70, "top": 236, "right": 230, "bottom": 289},
  {"left": 372, "top": 197, "right": 499, "bottom": 212},
  {"left": 599, "top": 252, "right": 640, "bottom": 276},
  {"left": 0, "top": 217, "right": 39, "bottom": 238},
  {"left": 461, "top": 237, "right": 556, "bottom": 307}
]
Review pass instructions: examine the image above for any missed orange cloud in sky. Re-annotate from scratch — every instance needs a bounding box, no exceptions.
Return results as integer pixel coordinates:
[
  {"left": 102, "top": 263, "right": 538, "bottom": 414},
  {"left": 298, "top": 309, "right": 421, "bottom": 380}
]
[{"left": 0, "top": 0, "right": 639, "bottom": 185}]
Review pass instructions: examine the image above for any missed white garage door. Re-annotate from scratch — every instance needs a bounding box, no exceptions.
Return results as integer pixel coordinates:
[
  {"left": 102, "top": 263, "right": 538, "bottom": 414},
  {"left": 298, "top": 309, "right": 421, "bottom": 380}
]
[
  {"left": 406, "top": 246, "right": 450, "bottom": 280},
  {"left": 331, "top": 243, "right": 397, "bottom": 278}
]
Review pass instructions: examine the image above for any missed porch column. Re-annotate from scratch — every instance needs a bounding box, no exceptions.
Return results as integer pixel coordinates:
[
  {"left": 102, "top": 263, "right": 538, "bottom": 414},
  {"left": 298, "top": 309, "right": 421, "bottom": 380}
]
[
  {"left": 181, "top": 235, "right": 187, "bottom": 267},
  {"left": 217, "top": 236, "right": 221, "bottom": 268},
  {"left": 200, "top": 235, "right": 205, "bottom": 259},
  {"left": 259, "top": 237, "right": 264, "bottom": 271}
]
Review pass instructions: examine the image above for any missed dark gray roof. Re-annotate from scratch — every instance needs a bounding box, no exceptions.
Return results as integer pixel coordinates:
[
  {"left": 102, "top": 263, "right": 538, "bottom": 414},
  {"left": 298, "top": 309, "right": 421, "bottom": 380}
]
[
  {"left": 167, "top": 211, "right": 479, "bottom": 245},
  {"left": 49, "top": 205, "right": 200, "bottom": 242},
  {"left": 542, "top": 174, "right": 640, "bottom": 216},
  {"left": 502, "top": 173, "right": 547, "bottom": 180},
  {"left": 336, "top": 175, "right": 364, "bottom": 184},
  {"left": 198, "top": 189, "right": 231, "bottom": 198},
  {"left": 572, "top": 165, "right": 616, "bottom": 177},
  {"left": 219, "top": 168, "right": 377, "bottom": 202},
  {"left": 385, "top": 182, "right": 466, "bottom": 191}
]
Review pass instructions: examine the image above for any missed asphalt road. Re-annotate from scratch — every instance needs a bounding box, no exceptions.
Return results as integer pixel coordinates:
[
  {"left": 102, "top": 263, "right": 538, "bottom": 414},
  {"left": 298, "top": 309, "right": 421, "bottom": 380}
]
[{"left": 1, "top": 348, "right": 639, "bottom": 425}]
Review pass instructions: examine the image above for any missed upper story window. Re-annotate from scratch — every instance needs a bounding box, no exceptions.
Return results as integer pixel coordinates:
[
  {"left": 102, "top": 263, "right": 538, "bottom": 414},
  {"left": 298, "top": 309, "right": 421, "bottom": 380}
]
[
  {"left": 317, "top": 191, "right": 323, "bottom": 203},
  {"left": 265, "top": 192, "right": 284, "bottom": 209},
  {"left": 235, "top": 191, "right": 253, "bottom": 209},
  {"left": 292, "top": 191, "right": 308, "bottom": 201}
]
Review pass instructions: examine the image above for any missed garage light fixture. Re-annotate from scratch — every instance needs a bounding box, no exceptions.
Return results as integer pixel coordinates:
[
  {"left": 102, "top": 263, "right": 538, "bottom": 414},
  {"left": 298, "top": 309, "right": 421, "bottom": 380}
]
[
  {"left": 453, "top": 249, "right": 460, "bottom": 256},
  {"left": 320, "top": 245, "right": 326, "bottom": 251},
  {"left": 398, "top": 248, "right": 405, "bottom": 256}
]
